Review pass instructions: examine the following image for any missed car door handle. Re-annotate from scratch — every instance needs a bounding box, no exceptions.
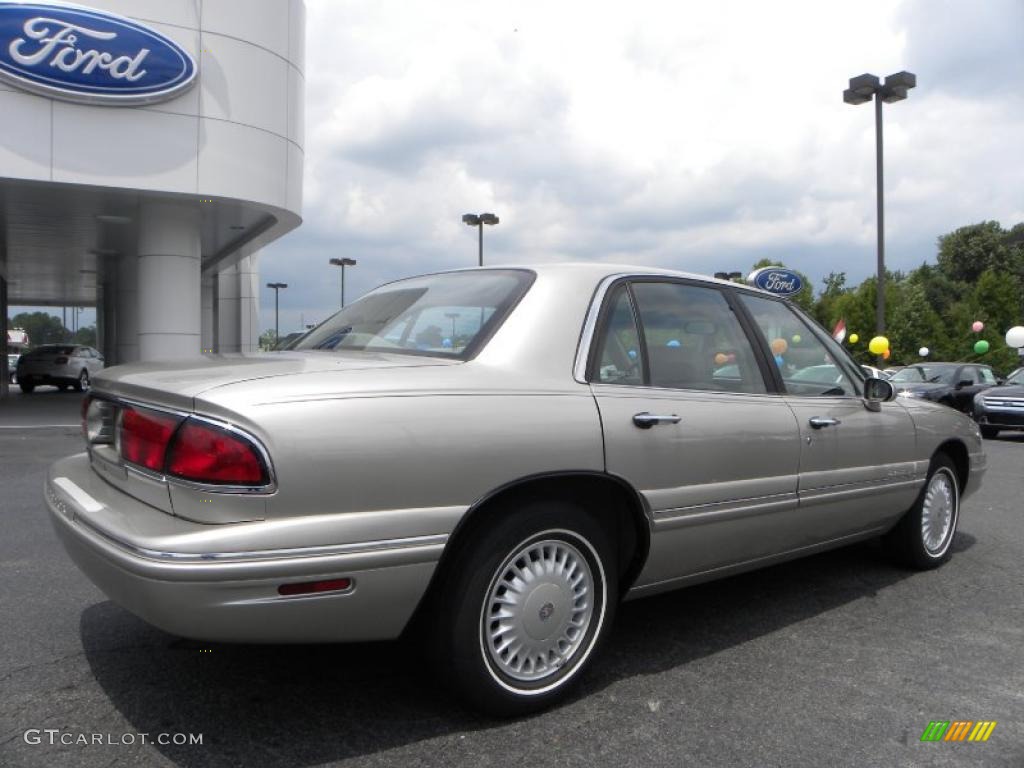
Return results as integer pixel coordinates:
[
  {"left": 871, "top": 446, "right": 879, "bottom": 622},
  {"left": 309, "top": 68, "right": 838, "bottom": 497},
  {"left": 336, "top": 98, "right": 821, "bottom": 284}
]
[
  {"left": 808, "top": 416, "right": 841, "bottom": 429},
  {"left": 632, "top": 412, "right": 682, "bottom": 429}
]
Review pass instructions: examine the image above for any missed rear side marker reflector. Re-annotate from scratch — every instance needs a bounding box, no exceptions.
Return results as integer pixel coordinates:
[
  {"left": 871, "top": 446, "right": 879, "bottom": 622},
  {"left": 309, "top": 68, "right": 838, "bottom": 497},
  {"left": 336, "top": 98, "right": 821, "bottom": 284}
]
[{"left": 277, "top": 578, "right": 353, "bottom": 596}]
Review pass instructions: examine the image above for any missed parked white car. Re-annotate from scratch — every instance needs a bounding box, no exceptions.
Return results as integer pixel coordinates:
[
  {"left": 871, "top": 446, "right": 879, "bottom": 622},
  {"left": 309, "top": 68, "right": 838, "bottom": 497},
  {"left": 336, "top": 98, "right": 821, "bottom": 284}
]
[{"left": 16, "top": 345, "right": 104, "bottom": 393}]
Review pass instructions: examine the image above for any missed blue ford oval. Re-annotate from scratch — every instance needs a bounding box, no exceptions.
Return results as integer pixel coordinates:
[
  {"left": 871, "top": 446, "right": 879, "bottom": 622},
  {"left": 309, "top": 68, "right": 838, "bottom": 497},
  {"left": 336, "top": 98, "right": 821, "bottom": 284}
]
[
  {"left": 0, "top": 2, "right": 196, "bottom": 105},
  {"left": 749, "top": 266, "right": 804, "bottom": 297}
]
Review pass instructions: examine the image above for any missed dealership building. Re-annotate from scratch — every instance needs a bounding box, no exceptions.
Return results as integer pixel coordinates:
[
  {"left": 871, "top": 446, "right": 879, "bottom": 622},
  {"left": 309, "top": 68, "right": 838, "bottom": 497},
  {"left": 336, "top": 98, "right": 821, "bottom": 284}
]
[{"left": 0, "top": 0, "right": 306, "bottom": 395}]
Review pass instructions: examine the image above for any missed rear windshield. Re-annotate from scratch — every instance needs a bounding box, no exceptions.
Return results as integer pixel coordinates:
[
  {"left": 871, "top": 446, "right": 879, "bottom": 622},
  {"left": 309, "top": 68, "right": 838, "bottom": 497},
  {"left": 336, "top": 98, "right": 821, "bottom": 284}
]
[
  {"left": 294, "top": 269, "right": 535, "bottom": 358},
  {"left": 890, "top": 365, "right": 955, "bottom": 384},
  {"left": 31, "top": 345, "right": 76, "bottom": 355}
]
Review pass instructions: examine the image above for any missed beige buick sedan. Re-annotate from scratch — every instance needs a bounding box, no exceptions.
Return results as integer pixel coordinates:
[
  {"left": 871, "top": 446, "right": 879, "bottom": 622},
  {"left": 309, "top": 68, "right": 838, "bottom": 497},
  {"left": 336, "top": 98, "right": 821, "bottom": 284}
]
[{"left": 47, "top": 264, "right": 985, "bottom": 714}]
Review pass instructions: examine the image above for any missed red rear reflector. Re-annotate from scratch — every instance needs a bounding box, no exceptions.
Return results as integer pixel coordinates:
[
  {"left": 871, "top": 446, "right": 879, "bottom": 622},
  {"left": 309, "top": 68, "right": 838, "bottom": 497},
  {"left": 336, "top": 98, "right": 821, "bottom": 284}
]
[
  {"left": 119, "top": 407, "right": 181, "bottom": 471},
  {"left": 166, "top": 421, "right": 267, "bottom": 485},
  {"left": 277, "top": 578, "right": 352, "bottom": 596}
]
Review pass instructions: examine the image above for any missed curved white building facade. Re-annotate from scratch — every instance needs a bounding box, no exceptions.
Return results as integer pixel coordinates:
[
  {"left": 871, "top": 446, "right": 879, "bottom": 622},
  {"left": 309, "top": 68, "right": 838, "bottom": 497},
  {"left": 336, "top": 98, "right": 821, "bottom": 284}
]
[{"left": 0, "top": 0, "right": 305, "bottom": 390}]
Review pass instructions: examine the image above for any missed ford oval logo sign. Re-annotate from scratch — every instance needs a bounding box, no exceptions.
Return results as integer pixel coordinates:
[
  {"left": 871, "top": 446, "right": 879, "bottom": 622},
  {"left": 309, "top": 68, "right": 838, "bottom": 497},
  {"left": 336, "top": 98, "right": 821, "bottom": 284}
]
[
  {"left": 0, "top": 2, "right": 196, "bottom": 105},
  {"left": 748, "top": 266, "right": 804, "bottom": 297}
]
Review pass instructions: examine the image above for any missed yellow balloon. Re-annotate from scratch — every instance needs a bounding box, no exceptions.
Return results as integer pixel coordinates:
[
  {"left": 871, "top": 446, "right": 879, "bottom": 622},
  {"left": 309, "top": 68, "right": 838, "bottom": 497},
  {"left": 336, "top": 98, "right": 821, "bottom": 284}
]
[
  {"left": 849, "top": 333, "right": 859, "bottom": 344},
  {"left": 868, "top": 336, "right": 889, "bottom": 355}
]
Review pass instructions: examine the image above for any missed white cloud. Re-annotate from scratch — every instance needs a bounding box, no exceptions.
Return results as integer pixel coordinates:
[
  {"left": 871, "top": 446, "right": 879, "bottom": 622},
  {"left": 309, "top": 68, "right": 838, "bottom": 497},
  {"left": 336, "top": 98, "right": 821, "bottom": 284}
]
[{"left": 262, "top": 0, "right": 1024, "bottom": 333}]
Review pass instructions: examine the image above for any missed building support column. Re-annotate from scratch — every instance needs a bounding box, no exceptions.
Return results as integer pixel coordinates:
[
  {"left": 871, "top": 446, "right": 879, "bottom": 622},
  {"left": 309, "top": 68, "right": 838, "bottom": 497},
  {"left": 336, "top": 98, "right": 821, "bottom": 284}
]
[
  {"left": 217, "top": 262, "right": 241, "bottom": 353},
  {"left": 201, "top": 273, "right": 216, "bottom": 354},
  {"left": 116, "top": 253, "right": 139, "bottom": 364},
  {"left": 238, "top": 252, "right": 260, "bottom": 353},
  {"left": 137, "top": 200, "right": 202, "bottom": 361},
  {"left": 101, "top": 275, "right": 117, "bottom": 364}
]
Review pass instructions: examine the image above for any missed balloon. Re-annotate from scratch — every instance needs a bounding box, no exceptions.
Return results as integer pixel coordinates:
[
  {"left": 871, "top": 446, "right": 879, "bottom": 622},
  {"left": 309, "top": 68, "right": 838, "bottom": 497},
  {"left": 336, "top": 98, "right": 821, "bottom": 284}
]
[
  {"left": 774, "top": 354, "right": 784, "bottom": 366},
  {"left": 791, "top": 334, "right": 802, "bottom": 344},
  {"left": 727, "top": 353, "right": 736, "bottom": 363},
  {"left": 974, "top": 340, "right": 990, "bottom": 355},
  {"left": 882, "top": 349, "right": 891, "bottom": 360},
  {"left": 849, "top": 333, "right": 859, "bottom": 344},
  {"left": 714, "top": 352, "right": 729, "bottom": 366},
  {"left": 868, "top": 336, "right": 889, "bottom": 355},
  {"left": 1006, "top": 326, "right": 1024, "bottom": 349},
  {"left": 971, "top": 321, "right": 984, "bottom": 333},
  {"left": 770, "top": 337, "right": 788, "bottom": 355},
  {"left": 666, "top": 339, "right": 680, "bottom": 347},
  {"left": 919, "top": 347, "right": 929, "bottom": 357}
]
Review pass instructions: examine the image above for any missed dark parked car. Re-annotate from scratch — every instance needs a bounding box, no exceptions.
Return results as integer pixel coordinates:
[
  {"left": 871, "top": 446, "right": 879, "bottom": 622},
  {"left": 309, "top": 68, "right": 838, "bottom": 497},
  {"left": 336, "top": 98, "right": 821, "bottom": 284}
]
[
  {"left": 890, "top": 363, "right": 998, "bottom": 414},
  {"left": 973, "top": 367, "right": 1024, "bottom": 438}
]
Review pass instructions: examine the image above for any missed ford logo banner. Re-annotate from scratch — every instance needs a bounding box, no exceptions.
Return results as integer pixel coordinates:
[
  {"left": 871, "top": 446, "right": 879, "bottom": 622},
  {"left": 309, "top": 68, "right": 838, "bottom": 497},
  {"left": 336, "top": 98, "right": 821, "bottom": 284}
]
[
  {"left": 748, "top": 266, "right": 804, "bottom": 297},
  {"left": 0, "top": 2, "right": 196, "bottom": 105}
]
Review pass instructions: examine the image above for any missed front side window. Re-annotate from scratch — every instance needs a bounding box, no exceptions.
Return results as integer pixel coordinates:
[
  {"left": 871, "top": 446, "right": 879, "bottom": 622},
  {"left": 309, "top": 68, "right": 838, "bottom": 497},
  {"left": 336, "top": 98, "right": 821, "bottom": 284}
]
[
  {"left": 978, "top": 367, "right": 997, "bottom": 385},
  {"left": 739, "top": 294, "right": 860, "bottom": 397},
  {"left": 630, "top": 282, "right": 767, "bottom": 394},
  {"left": 294, "top": 270, "right": 534, "bottom": 358}
]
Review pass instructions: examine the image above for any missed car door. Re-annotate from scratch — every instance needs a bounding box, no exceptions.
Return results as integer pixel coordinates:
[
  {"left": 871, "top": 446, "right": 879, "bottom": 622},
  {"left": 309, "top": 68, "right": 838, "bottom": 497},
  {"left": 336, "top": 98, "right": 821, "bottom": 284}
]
[
  {"left": 950, "top": 366, "right": 987, "bottom": 413},
  {"left": 736, "top": 294, "right": 920, "bottom": 537},
  {"left": 588, "top": 279, "right": 804, "bottom": 589}
]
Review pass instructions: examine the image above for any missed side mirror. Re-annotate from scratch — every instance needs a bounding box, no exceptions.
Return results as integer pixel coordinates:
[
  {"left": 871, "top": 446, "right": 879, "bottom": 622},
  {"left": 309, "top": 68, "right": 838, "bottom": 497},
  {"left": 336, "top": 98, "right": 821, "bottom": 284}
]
[
  {"left": 864, "top": 377, "right": 895, "bottom": 403},
  {"left": 956, "top": 379, "right": 973, "bottom": 388}
]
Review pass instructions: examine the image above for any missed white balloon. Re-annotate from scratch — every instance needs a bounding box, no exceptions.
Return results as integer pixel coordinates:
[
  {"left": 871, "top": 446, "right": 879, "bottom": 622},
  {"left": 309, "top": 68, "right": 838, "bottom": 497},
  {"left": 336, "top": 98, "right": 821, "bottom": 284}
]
[
  {"left": 1006, "top": 326, "right": 1024, "bottom": 349},
  {"left": 919, "top": 347, "right": 929, "bottom": 357}
]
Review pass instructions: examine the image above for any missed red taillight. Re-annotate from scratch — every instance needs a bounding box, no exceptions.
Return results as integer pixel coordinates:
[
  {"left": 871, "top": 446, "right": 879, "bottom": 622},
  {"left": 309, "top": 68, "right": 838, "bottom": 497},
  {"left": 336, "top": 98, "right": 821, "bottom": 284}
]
[
  {"left": 119, "top": 407, "right": 182, "bottom": 471},
  {"left": 166, "top": 421, "right": 267, "bottom": 485},
  {"left": 54, "top": 356, "right": 68, "bottom": 365},
  {"left": 277, "top": 578, "right": 352, "bottom": 596}
]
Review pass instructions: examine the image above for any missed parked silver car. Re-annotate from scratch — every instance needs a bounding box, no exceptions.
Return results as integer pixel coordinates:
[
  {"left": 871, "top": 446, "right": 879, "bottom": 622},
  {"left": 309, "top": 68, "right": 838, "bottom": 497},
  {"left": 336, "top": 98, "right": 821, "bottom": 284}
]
[
  {"left": 17, "top": 344, "right": 104, "bottom": 393},
  {"left": 46, "top": 264, "right": 985, "bottom": 714}
]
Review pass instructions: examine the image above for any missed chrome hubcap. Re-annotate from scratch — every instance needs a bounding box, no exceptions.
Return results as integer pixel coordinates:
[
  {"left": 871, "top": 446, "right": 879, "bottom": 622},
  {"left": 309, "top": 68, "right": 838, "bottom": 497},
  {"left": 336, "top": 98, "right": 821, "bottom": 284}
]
[
  {"left": 921, "top": 469, "right": 956, "bottom": 555},
  {"left": 482, "top": 537, "right": 594, "bottom": 683}
]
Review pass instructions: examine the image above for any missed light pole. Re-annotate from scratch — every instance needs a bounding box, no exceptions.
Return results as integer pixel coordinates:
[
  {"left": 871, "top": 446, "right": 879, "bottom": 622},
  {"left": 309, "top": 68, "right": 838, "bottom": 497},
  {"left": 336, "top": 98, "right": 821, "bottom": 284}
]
[
  {"left": 444, "top": 311, "right": 460, "bottom": 344},
  {"left": 461, "top": 212, "right": 499, "bottom": 266},
  {"left": 844, "top": 71, "right": 916, "bottom": 338},
  {"left": 329, "top": 257, "right": 357, "bottom": 308},
  {"left": 266, "top": 282, "right": 287, "bottom": 346}
]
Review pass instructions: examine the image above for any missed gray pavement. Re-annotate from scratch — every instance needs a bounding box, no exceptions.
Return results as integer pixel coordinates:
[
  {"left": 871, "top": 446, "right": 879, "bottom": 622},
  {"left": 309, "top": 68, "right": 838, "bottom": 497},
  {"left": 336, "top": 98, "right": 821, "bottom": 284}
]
[{"left": 0, "top": 397, "right": 1022, "bottom": 767}]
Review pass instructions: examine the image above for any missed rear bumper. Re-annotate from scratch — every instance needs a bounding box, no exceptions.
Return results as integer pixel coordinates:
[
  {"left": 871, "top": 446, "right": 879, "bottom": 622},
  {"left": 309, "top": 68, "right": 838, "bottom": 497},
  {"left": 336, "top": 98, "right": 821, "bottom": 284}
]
[{"left": 46, "top": 454, "right": 446, "bottom": 643}]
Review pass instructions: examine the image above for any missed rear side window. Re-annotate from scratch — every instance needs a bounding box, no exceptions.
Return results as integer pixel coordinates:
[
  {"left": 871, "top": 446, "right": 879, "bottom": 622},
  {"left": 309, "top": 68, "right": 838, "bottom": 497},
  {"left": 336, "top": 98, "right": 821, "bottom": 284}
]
[
  {"left": 631, "top": 282, "right": 766, "bottom": 394},
  {"left": 592, "top": 286, "right": 644, "bottom": 385}
]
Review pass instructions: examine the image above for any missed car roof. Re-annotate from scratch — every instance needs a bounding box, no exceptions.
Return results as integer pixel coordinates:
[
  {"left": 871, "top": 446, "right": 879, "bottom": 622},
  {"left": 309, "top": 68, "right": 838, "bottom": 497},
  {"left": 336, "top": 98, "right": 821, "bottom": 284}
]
[{"left": 409, "top": 262, "right": 779, "bottom": 298}]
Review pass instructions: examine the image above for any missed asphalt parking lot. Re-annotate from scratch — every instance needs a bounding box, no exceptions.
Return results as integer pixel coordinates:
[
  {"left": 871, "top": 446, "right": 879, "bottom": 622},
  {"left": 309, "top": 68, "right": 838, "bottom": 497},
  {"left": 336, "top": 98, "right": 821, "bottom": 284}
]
[{"left": 1, "top": 390, "right": 1022, "bottom": 768}]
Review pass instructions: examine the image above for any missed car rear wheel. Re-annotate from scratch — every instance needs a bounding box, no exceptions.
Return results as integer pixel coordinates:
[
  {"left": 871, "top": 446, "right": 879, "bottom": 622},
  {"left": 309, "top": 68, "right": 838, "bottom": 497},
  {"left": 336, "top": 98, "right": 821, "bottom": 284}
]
[
  {"left": 75, "top": 370, "right": 90, "bottom": 392},
  {"left": 885, "top": 454, "right": 960, "bottom": 570},
  {"left": 19, "top": 381, "right": 34, "bottom": 394},
  {"left": 430, "top": 502, "right": 617, "bottom": 716},
  {"left": 980, "top": 425, "right": 999, "bottom": 439}
]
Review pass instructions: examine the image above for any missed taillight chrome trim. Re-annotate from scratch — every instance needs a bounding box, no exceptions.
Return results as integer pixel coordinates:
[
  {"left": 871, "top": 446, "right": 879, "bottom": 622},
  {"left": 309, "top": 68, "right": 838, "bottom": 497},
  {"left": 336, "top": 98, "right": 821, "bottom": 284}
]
[{"left": 86, "top": 394, "right": 278, "bottom": 496}]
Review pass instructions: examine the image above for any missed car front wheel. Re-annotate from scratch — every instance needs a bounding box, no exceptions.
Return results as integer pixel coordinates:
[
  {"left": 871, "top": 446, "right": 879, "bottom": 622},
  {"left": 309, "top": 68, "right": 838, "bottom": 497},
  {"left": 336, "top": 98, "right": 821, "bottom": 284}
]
[
  {"left": 885, "top": 454, "right": 960, "bottom": 569},
  {"left": 19, "top": 381, "right": 34, "bottom": 394},
  {"left": 431, "top": 502, "right": 616, "bottom": 715}
]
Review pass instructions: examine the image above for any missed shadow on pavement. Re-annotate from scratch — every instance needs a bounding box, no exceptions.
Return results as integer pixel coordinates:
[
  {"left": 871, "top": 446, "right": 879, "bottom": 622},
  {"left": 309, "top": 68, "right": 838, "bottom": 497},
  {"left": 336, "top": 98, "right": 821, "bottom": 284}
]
[{"left": 80, "top": 534, "right": 974, "bottom": 768}]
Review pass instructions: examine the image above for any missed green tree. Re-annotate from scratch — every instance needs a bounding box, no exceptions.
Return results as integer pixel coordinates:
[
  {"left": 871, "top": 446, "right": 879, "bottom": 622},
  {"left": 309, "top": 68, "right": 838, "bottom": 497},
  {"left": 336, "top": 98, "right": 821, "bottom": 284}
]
[
  {"left": 72, "top": 326, "right": 97, "bottom": 347},
  {"left": 258, "top": 328, "right": 278, "bottom": 351},
  {"left": 936, "top": 221, "right": 1024, "bottom": 285},
  {"left": 9, "top": 311, "right": 70, "bottom": 346}
]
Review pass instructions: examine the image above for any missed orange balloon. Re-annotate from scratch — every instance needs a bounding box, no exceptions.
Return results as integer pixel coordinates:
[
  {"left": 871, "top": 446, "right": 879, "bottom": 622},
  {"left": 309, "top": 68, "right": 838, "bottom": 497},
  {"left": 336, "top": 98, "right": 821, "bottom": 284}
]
[
  {"left": 770, "top": 337, "right": 788, "bottom": 355},
  {"left": 714, "top": 352, "right": 729, "bottom": 366},
  {"left": 882, "top": 349, "right": 891, "bottom": 360}
]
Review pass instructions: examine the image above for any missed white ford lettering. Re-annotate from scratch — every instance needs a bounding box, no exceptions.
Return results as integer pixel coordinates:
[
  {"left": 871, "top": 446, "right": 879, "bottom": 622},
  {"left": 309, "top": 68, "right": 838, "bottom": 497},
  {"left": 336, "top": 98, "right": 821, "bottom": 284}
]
[{"left": 9, "top": 16, "right": 148, "bottom": 80}]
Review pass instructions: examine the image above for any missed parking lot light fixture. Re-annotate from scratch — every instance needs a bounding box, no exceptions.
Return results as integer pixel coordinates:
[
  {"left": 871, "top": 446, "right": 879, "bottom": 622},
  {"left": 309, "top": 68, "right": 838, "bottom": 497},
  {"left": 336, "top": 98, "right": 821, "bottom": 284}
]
[
  {"left": 462, "top": 212, "right": 500, "bottom": 266},
  {"left": 844, "top": 70, "right": 917, "bottom": 341},
  {"left": 266, "top": 282, "right": 288, "bottom": 345},
  {"left": 328, "top": 257, "right": 357, "bottom": 308}
]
